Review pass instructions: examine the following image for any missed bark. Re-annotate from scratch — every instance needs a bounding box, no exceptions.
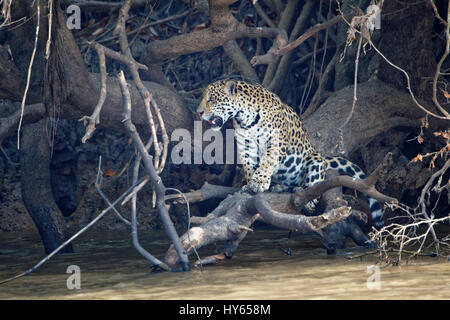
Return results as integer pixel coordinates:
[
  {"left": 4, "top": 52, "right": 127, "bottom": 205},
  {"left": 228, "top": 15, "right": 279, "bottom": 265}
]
[
  {"left": 334, "top": 0, "right": 437, "bottom": 102},
  {"left": 0, "top": 103, "right": 46, "bottom": 141},
  {"left": 0, "top": 55, "right": 25, "bottom": 102},
  {"left": 163, "top": 189, "right": 369, "bottom": 268},
  {"left": 304, "top": 79, "right": 448, "bottom": 157},
  {"left": 140, "top": 0, "right": 286, "bottom": 83},
  {"left": 48, "top": 2, "right": 194, "bottom": 136},
  {"left": 378, "top": 0, "right": 436, "bottom": 99},
  {"left": 6, "top": 0, "right": 46, "bottom": 100},
  {"left": 223, "top": 40, "right": 260, "bottom": 83},
  {"left": 0, "top": 0, "right": 193, "bottom": 257},
  {"left": 1, "top": 0, "right": 194, "bottom": 138},
  {"left": 266, "top": 0, "right": 316, "bottom": 93},
  {"left": 0, "top": 0, "right": 292, "bottom": 136},
  {"left": 20, "top": 119, "right": 73, "bottom": 254}
]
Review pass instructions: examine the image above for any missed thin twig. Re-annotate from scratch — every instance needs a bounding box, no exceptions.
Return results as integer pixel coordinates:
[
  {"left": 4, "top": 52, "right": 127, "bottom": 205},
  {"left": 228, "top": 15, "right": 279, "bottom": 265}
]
[
  {"left": 0, "top": 144, "right": 20, "bottom": 165},
  {"left": 112, "top": 1, "right": 165, "bottom": 174},
  {"left": 278, "top": 12, "right": 354, "bottom": 56},
  {"left": 253, "top": 1, "right": 276, "bottom": 28},
  {"left": 338, "top": 34, "right": 362, "bottom": 154},
  {"left": 79, "top": 45, "right": 108, "bottom": 143},
  {"left": 121, "top": 175, "right": 150, "bottom": 205},
  {"left": 45, "top": 0, "right": 53, "bottom": 60},
  {"left": 303, "top": 51, "right": 338, "bottom": 117},
  {"left": 0, "top": 0, "right": 12, "bottom": 29},
  {"left": 17, "top": 0, "right": 40, "bottom": 149},
  {"left": 95, "top": 156, "right": 131, "bottom": 225},
  {"left": 0, "top": 170, "right": 154, "bottom": 285},
  {"left": 117, "top": 70, "right": 190, "bottom": 271},
  {"left": 128, "top": 4, "right": 154, "bottom": 48},
  {"left": 152, "top": 98, "right": 169, "bottom": 174},
  {"left": 337, "top": 0, "right": 449, "bottom": 120},
  {"left": 95, "top": 9, "right": 192, "bottom": 45},
  {"left": 416, "top": 158, "right": 450, "bottom": 254},
  {"left": 431, "top": 0, "right": 450, "bottom": 118},
  {"left": 429, "top": 0, "right": 447, "bottom": 26},
  {"left": 299, "top": 32, "right": 319, "bottom": 111},
  {"left": 372, "top": 215, "right": 450, "bottom": 264},
  {"left": 370, "top": 40, "right": 450, "bottom": 120},
  {"left": 166, "top": 187, "right": 202, "bottom": 270},
  {"left": 130, "top": 152, "right": 171, "bottom": 271},
  {"left": 88, "top": 42, "right": 148, "bottom": 71},
  {"left": 313, "top": 0, "right": 332, "bottom": 112}
]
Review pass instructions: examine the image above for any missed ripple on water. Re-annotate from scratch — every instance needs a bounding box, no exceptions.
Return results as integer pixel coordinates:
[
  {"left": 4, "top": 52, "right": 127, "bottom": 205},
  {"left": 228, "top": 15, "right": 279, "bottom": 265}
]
[{"left": 0, "top": 228, "right": 449, "bottom": 299}]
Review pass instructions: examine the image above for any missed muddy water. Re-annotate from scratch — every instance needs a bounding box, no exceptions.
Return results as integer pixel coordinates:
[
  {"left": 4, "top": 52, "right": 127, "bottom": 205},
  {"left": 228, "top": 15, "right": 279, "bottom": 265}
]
[{"left": 0, "top": 228, "right": 449, "bottom": 299}]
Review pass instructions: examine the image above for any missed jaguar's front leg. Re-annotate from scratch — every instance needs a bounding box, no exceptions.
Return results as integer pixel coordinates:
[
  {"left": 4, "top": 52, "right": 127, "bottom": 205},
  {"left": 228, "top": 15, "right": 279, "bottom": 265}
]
[
  {"left": 240, "top": 166, "right": 270, "bottom": 194},
  {"left": 238, "top": 139, "right": 258, "bottom": 194},
  {"left": 246, "top": 141, "right": 280, "bottom": 193}
]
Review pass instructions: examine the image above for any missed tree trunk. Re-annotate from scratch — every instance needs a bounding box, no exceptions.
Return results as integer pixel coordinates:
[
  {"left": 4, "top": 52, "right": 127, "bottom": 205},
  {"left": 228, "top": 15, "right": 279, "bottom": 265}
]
[
  {"left": 20, "top": 119, "right": 73, "bottom": 254},
  {"left": 378, "top": 0, "right": 436, "bottom": 100}
]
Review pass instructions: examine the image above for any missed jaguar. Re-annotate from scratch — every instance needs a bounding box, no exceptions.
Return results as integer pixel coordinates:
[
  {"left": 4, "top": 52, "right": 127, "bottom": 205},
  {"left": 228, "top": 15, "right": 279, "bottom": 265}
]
[{"left": 197, "top": 79, "right": 384, "bottom": 228}]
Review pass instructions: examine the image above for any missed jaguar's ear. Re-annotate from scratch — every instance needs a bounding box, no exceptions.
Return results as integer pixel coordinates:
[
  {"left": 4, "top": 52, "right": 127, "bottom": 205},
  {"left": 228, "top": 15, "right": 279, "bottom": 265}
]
[{"left": 224, "top": 80, "right": 237, "bottom": 96}]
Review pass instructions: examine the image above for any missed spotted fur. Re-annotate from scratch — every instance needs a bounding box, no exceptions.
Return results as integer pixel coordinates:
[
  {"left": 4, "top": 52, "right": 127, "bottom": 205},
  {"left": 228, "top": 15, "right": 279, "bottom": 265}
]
[{"left": 197, "top": 79, "right": 384, "bottom": 228}]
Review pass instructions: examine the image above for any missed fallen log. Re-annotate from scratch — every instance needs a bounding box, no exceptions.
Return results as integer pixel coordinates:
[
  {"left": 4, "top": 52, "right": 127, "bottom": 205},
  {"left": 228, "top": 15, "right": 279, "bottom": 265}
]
[{"left": 162, "top": 153, "right": 396, "bottom": 270}]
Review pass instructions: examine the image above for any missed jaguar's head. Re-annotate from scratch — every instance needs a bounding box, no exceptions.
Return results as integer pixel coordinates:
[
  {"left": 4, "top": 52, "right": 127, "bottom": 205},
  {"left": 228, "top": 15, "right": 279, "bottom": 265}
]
[{"left": 197, "top": 80, "right": 241, "bottom": 131}]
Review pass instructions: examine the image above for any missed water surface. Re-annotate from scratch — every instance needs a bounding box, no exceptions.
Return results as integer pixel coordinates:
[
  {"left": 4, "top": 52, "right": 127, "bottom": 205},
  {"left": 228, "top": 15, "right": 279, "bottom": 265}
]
[{"left": 0, "top": 228, "right": 449, "bottom": 299}]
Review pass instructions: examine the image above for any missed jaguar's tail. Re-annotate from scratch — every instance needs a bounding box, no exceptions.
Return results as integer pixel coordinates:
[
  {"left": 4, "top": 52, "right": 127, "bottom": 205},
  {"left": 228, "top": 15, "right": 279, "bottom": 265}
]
[{"left": 325, "top": 156, "right": 384, "bottom": 229}]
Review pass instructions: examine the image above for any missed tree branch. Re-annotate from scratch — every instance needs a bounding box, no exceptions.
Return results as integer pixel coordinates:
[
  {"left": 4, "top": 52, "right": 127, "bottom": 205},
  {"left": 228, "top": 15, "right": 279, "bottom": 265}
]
[
  {"left": 140, "top": 0, "right": 286, "bottom": 79},
  {"left": 223, "top": 40, "right": 260, "bottom": 83},
  {"left": 117, "top": 70, "right": 190, "bottom": 271},
  {"left": 0, "top": 103, "right": 46, "bottom": 141}
]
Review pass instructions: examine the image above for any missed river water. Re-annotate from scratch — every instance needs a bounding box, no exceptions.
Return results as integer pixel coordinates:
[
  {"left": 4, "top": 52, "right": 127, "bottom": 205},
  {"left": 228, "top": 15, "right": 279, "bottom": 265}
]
[{"left": 0, "top": 227, "right": 449, "bottom": 299}]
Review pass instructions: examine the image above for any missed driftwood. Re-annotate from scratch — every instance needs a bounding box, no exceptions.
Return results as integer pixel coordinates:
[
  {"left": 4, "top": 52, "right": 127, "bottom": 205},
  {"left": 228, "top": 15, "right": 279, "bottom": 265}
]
[{"left": 162, "top": 153, "right": 397, "bottom": 270}]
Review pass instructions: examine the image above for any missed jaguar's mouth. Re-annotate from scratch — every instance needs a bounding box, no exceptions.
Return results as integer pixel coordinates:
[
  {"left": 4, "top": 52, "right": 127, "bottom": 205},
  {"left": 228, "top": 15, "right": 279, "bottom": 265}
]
[{"left": 208, "top": 116, "right": 223, "bottom": 129}]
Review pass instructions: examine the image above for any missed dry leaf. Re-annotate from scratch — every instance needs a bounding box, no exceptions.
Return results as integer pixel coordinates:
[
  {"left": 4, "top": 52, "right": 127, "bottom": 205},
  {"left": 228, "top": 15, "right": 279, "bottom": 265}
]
[
  {"left": 421, "top": 117, "right": 429, "bottom": 129},
  {"left": 104, "top": 168, "right": 116, "bottom": 177},
  {"left": 417, "top": 135, "right": 424, "bottom": 144},
  {"left": 433, "top": 131, "right": 450, "bottom": 139},
  {"left": 442, "top": 89, "right": 450, "bottom": 99},
  {"left": 193, "top": 22, "right": 207, "bottom": 31}
]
